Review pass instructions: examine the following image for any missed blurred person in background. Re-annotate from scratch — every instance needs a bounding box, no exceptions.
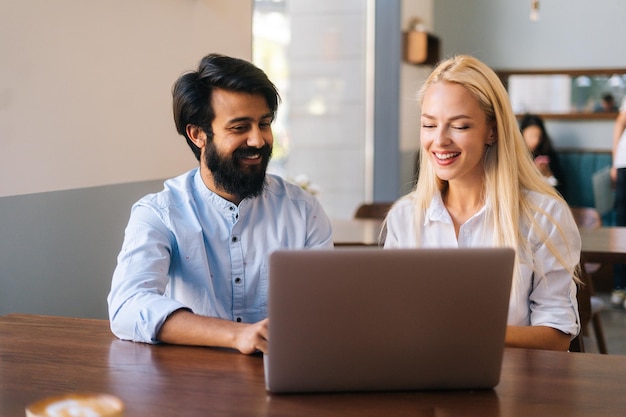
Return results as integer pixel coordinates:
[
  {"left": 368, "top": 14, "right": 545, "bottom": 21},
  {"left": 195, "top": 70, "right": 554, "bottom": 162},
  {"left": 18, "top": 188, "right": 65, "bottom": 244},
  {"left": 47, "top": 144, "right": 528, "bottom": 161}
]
[{"left": 520, "top": 114, "right": 564, "bottom": 196}]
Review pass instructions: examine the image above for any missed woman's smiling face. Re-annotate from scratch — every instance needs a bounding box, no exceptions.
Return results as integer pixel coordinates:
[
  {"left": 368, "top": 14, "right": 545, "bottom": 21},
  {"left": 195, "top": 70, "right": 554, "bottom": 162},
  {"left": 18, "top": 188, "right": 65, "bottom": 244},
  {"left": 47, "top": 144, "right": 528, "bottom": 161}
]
[{"left": 420, "top": 81, "right": 496, "bottom": 185}]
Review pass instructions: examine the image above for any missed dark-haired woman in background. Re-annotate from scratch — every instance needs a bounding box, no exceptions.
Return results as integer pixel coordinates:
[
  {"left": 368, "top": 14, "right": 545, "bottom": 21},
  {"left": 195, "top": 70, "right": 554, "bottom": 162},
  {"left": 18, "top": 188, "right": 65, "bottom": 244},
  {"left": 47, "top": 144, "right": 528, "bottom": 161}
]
[{"left": 520, "top": 114, "right": 564, "bottom": 196}]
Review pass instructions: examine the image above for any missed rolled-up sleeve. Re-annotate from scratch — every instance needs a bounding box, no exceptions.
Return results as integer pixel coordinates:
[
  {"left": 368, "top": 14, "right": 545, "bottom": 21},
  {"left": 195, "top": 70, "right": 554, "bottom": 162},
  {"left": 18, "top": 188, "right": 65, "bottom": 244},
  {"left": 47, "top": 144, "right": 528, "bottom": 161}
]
[
  {"left": 525, "top": 198, "right": 581, "bottom": 337},
  {"left": 107, "top": 204, "right": 187, "bottom": 344}
]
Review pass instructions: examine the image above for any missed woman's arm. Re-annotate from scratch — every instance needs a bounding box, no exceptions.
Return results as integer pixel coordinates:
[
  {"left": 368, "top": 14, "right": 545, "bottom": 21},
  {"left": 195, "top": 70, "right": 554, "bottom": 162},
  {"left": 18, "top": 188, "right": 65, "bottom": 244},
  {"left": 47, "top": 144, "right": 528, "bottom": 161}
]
[
  {"left": 505, "top": 325, "right": 571, "bottom": 351},
  {"left": 518, "top": 193, "right": 582, "bottom": 351}
]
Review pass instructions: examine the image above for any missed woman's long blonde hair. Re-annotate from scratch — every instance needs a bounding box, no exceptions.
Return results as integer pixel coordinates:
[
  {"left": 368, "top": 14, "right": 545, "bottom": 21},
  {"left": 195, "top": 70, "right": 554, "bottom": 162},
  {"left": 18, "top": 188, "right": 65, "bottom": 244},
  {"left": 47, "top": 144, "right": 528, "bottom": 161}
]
[{"left": 409, "top": 55, "right": 580, "bottom": 290}]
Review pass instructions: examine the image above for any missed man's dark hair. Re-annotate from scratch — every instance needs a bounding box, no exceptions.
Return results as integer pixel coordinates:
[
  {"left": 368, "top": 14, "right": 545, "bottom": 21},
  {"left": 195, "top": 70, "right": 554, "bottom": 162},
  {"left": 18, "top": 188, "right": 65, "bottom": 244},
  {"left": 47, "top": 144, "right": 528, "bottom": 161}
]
[{"left": 172, "top": 53, "right": 280, "bottom": 160}]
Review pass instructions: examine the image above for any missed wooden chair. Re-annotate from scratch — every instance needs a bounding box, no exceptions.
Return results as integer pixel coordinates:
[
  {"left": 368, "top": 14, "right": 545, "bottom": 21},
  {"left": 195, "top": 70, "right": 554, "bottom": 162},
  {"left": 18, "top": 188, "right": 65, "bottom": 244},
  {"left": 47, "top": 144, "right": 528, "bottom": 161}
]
[
  {"left": 571, "top": 206, "right": 603, "bottom": 230},
  {"left": 353, "top": 202, "right": 393, "bottom": 220},
  {"left": 570, "top": 261, "right": 592, "bottom": 352},
  {"left": 570, "top": 206, "right": 608, "bottom": 353}
]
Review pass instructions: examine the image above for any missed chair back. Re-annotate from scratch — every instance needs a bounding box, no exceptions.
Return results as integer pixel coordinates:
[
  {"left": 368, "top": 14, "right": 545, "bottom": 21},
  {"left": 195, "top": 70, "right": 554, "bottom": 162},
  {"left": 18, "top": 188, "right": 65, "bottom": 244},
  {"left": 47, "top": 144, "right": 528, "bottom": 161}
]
[
  {"left": 571, "top": 261, "right": 593, "bottom": 351},
  {"left": 353, "top": 202, "right": 393, "bottom": 220},
  {"left": 569, "top": 206, "right": 603, "bottom": 353},
  {"left": 570, "top": 206, "right": 602, "bottom": 230},
  {"left": 571, "top": 206, "right": 602, "bottom": 275}
]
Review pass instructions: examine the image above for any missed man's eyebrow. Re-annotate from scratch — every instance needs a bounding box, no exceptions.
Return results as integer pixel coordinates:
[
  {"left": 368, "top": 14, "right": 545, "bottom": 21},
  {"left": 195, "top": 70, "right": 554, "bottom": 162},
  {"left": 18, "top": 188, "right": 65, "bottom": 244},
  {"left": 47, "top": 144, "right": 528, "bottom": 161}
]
[{"left": 227, "top": 113, "right": 274, "bottom": 124}]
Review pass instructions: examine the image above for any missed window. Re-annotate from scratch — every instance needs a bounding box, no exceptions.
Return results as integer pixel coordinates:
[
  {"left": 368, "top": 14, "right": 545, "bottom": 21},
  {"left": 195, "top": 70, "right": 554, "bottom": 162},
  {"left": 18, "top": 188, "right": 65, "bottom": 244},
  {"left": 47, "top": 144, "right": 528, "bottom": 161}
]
[{"left": 253, "top": 0, "right": 370, "bottom": 218}]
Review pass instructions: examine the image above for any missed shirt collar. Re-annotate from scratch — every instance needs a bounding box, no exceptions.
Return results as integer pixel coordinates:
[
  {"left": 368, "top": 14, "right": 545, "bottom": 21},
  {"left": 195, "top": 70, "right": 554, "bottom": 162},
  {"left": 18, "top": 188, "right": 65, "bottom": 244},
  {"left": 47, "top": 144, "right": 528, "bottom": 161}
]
[
  {"left": 193, "top": 168, "right": 238, "bottom": 213},
  {"left": 424, "top": 190, "right": 489, "bottom": 226},
  {"left": 425, "top": 191, "right": 451, "bottom": 225}
]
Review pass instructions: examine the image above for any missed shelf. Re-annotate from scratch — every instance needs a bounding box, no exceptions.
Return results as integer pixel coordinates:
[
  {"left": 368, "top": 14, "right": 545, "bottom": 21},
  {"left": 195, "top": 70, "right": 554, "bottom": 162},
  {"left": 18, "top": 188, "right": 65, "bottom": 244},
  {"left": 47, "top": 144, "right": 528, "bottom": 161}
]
[{"left": 403, "top": 31, "right": 440, "bottom": 66}]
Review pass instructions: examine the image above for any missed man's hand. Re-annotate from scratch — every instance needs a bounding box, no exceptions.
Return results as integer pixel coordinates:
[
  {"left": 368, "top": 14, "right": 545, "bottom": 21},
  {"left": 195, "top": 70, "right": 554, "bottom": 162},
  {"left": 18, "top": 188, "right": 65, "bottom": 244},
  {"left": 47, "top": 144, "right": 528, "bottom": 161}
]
[{"left": 234, "top": 318, "right": 269, "bottom": 354}]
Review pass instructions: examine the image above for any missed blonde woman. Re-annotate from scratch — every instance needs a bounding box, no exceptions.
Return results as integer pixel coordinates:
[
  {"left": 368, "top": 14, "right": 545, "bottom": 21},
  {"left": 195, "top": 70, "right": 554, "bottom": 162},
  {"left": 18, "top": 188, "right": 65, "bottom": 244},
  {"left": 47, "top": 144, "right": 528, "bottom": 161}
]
[{"left": 384, "top": 55, "right": 581, "bottom": 351}]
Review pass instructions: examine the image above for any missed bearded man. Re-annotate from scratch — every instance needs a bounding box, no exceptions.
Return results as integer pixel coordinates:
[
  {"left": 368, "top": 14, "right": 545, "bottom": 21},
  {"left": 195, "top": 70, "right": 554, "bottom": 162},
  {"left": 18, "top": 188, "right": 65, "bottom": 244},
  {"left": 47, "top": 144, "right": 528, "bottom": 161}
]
[{"left": 108, "top": 54, "right": 332, "bottom": 354}]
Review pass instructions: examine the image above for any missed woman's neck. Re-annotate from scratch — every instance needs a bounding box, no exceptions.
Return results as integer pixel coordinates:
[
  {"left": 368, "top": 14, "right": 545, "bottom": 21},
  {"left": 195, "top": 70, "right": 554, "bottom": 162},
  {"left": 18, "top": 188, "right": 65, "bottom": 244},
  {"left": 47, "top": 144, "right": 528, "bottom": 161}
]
[{"left": 443, "top": 180, "right": 485, "bottom": 236}]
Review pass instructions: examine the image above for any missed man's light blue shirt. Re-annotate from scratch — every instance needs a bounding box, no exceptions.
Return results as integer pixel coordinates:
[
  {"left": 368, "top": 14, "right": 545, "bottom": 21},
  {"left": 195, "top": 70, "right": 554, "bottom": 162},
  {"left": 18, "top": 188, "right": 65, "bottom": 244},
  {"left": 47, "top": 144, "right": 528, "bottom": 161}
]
[{"left": 107, "top": 168, "right": 333, "bottom": 343}]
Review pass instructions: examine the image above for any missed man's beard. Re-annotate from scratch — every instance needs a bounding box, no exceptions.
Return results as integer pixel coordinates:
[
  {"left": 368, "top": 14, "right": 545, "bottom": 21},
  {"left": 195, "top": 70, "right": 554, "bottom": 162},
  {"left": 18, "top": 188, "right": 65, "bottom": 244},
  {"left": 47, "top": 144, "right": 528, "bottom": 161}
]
[{"left": 204, "top": 141, "right": 272, "bottom": 200}]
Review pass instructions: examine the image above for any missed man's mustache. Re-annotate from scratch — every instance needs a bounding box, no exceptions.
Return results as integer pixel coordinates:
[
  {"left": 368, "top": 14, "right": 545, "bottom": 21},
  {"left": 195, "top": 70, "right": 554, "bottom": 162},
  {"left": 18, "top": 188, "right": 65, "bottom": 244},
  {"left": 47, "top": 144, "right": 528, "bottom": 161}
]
[{"left": 233, "top": 145, "right": 272, "bottom": 160}]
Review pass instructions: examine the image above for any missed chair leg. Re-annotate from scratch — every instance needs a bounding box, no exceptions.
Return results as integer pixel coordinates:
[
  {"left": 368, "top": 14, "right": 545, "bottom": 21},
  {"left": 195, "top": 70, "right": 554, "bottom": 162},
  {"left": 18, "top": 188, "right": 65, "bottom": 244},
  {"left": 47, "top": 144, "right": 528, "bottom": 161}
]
[{"left": 592, "top": 315, "right": 608, "bottom": 354}]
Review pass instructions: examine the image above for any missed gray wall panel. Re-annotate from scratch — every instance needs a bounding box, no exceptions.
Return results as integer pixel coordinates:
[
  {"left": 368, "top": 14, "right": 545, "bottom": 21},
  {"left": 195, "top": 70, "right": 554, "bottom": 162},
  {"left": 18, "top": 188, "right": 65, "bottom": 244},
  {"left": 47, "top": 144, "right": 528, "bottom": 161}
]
[{"left": 0, "top": 180, "right": 164, "bottom": 318}]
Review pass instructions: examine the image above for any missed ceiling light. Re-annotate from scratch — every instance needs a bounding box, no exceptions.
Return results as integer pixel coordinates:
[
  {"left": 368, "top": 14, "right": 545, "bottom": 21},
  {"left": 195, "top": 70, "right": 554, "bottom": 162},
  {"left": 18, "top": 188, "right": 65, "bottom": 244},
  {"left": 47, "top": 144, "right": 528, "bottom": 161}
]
[{"left": 530, "top": 0, "right": 539, "bottom": 22}]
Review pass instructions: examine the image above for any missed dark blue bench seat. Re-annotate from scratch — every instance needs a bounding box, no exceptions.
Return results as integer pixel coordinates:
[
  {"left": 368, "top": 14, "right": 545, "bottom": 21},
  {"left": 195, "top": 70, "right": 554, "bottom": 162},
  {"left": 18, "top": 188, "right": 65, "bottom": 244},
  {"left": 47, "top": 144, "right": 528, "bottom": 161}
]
[{"left": 557, "top": 149, "right": 614, "bottom": 225}]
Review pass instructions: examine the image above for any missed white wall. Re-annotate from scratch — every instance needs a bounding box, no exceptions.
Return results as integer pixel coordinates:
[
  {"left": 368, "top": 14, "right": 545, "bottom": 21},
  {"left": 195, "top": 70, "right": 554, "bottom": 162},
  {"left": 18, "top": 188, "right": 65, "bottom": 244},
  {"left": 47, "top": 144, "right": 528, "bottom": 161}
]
[
  {"left": 435, "top": 0, "right": 626, "bottom": 69},
  {"left": 0, "top": 0, "right": 253, "bottom": 197},
  {"left": 399, "top": 0, "right": 433, "bottom": 194}
]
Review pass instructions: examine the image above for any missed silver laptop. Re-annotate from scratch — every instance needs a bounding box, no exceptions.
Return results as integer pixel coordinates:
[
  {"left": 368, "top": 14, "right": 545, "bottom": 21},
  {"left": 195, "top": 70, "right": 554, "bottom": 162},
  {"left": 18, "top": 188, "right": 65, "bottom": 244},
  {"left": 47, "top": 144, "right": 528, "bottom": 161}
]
[{"left": 264, "top": 247, "right": 515, "bottom": 393}]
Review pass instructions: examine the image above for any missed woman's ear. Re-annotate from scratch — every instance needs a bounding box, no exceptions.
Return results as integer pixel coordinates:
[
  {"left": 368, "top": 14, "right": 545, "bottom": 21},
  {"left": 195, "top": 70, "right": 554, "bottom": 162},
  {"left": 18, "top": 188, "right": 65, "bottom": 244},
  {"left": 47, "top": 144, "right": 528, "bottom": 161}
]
[
  {"left": 186, "top": 125, "right": 207, "bottom": 149},
  {"left": 487, "top": 125, "right": 498, "bottom": 146}
]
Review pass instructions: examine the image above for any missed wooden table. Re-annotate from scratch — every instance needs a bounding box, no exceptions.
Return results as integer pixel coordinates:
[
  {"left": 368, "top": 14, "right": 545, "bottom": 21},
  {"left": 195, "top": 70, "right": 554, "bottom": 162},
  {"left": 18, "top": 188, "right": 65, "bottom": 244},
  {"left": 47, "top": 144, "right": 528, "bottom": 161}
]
[
  {"left": 2, "top": 314, "right": 626, "bottom": 416},
  {"left": 331, "top": 218, "right": 383, "bottom": 246},
  {"left": 332, "top": 219, "right": 626, "bottom": 262},
  {"left": 580, "top": 226, "right": 626, "bottom": 264}
]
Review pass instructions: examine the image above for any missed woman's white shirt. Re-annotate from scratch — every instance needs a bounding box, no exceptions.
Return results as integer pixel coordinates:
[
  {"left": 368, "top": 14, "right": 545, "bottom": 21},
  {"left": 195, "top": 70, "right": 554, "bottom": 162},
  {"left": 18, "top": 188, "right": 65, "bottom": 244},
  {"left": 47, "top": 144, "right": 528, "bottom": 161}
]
[{"left": 384, "top": 190, "right": 581, "bottom": 337}]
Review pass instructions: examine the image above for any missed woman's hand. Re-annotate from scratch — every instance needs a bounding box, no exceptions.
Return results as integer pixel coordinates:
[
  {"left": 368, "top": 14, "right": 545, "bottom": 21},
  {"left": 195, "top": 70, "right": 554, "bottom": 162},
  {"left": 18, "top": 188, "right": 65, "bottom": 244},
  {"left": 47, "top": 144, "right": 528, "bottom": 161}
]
[{"left": 534, "top": 155, "right": 553, "bottom": 177}]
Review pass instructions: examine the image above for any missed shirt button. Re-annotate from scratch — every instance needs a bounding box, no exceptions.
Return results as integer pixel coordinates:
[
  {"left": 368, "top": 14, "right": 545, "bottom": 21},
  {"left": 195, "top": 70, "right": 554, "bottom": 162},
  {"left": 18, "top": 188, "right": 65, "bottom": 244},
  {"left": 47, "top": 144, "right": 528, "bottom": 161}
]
[
  {"left": 236, "top": 317, "right": 242, "bottom": 323},
  {"left": 229, "top": 206, "right": 235, "bottom": 211},
  {"left": 232, "top": 236, "right": 238, "bottom": 243},
  {"left": 235, "top": 277, "right": 242, "bottom": 284}
]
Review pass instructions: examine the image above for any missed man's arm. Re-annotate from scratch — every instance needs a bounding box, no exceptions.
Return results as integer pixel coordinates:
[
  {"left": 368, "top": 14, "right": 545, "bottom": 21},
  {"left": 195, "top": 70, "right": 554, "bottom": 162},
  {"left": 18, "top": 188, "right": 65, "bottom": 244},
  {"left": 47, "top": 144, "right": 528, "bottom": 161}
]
[{"left": 157, "top": 309, "right": 269, "bottom": 354}]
